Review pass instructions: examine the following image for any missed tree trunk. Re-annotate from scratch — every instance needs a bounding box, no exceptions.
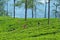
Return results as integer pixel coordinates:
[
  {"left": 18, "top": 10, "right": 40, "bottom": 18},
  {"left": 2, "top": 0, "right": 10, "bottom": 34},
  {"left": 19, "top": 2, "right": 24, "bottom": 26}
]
[
  {"left": 48, "top": 0, "right": 50, "bottom": 24},
  {"left": 44, "top": 0, "right": 47, "bottom": 18},
  {"left": 32, "top": 0, "right": 34, "bottom": 18},
  {"left": 14, "top": 0, "right": 15, "bottom": 18},
  {"left": 7, "top": 0, "right": 8, "bottom": 16},
  {"left": 25, "top": 0, "right": 27, "bottom": 21},
  {"left": 55, "top": 6, "right": 57, "bottom": 18}
]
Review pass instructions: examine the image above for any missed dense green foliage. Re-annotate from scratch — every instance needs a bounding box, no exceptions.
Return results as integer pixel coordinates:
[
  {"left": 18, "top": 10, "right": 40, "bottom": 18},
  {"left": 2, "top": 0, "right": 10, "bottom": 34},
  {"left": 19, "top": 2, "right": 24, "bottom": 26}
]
[{"left": 0, "top": 17, "right": 60, "bottom": 40}]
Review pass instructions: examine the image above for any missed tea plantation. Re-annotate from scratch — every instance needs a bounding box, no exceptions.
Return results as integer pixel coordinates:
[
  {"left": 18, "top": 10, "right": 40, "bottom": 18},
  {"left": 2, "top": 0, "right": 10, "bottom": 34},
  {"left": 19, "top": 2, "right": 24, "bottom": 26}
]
[{"left": 0, "top": 17, "right": 60, "bottom": 40}]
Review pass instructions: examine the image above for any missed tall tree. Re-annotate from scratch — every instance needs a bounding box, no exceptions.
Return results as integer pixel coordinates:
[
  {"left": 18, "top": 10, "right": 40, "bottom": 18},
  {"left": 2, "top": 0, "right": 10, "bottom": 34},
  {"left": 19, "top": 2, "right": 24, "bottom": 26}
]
[
  {"left": 53, "top": 3, "right": 59, "bottom": 18},
  {"left": 14, "top": 0, "right": 15, "bottom": 18},
  {"left": 44, "top": 0, "right": 47, "bottom": 18},
  {"left": 25, "top": 0, "right": 27, "bottom": 21},
  {"left": 54, "top": 0, "right": 60, "bottom": 18},
  {"left": 6, "top": 0, "right": 9, "bottom": 16},
  {"left": 32, "top": 0, "right": 34, "bottom": 18},
  {"left": 48, "top": 0, "right": 50, "bottom": 24},
  {"left": 52, "top": 0, "right": 60, "bottom": 18}
]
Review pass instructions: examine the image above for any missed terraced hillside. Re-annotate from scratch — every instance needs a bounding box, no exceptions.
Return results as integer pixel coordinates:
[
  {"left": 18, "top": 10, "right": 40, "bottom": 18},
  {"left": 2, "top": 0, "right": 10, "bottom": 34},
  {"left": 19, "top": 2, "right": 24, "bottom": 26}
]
[{"left": 0, "top": 17, "right": 60, "bottom": 40}]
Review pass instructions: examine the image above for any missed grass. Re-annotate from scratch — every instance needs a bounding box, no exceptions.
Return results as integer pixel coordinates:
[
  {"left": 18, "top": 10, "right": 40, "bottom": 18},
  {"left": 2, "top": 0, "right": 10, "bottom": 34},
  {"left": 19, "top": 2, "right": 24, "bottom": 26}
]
[{"left": 0, "top": 16, "right": 60, "bottom": 40}]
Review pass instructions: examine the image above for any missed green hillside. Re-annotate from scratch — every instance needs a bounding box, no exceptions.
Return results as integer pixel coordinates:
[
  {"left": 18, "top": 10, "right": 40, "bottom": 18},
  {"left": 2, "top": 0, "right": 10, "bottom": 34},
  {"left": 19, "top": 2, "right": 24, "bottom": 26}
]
[{"left": 0, "top": 17, "right": 60, "bottom": 40}]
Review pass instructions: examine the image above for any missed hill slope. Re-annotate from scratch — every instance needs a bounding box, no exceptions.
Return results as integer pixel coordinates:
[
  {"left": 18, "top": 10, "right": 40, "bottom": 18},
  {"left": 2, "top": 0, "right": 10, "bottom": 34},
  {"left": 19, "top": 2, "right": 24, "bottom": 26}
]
[{"left": 0, "top": 17, "right": 60, "bottom": 40}]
